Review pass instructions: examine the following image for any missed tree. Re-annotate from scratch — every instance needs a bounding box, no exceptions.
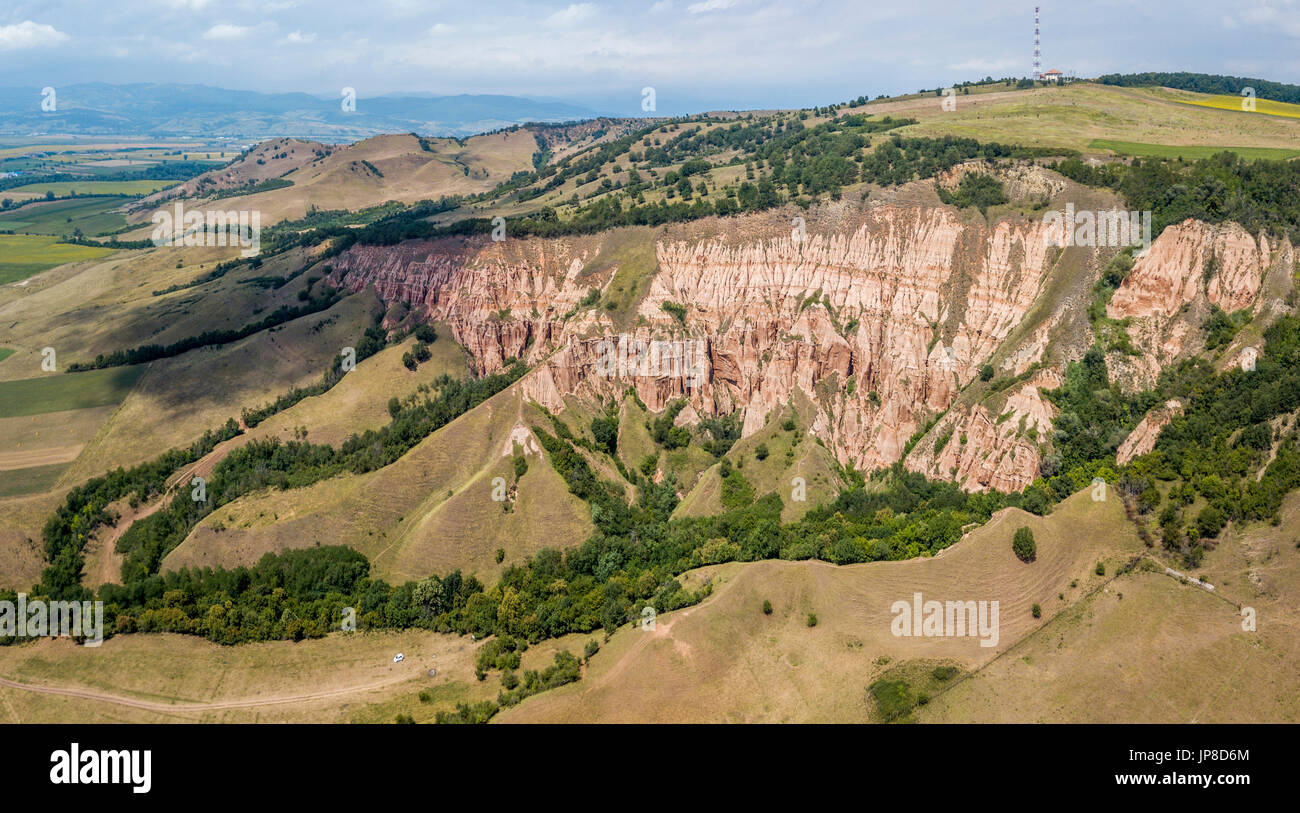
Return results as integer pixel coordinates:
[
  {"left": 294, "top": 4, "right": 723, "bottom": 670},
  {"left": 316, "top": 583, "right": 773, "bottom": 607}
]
[
  {"left": 591, "top": 415, "right": 618, "bottom": 454},
  {"left": 1012, "top": 526, "right": 1037, "bottom": 562},
  {"left": 601, "top": 599, "right": 625, "bottom": 639},
  {"left": 1196, "top": 504, "right": 1226, "bottom": 539}
]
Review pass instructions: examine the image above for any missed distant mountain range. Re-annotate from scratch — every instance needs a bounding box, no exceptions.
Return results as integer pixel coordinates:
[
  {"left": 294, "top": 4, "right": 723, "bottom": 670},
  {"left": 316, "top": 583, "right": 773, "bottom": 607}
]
[{"left": 0, "top": 83, "right": 604, "bottom": 139}]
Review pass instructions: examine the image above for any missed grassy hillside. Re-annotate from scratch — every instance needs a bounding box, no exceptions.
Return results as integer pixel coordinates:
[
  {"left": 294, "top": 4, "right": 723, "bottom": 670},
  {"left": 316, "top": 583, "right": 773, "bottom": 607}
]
[
  {"left": 498, "top": 489, "right": 1139, "bottom": 722},
  {"left": 161, "top": 379, "right": 594, "bottom": 585},
  {"left": 918, "top": 490, "right": 1300, "bottom": 723}
]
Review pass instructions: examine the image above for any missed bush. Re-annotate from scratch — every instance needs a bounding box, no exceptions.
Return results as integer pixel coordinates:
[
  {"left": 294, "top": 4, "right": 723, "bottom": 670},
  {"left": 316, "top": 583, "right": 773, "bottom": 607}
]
[
  {"left": 591, "top": 415, "right": 619, "bottom": 454},
  {"left": 762, "top": 599, "right": 773, "bottom": 615},
  {"left": 1031, "top": 603, "right": 1042, "bottom": 618},
  {"left": 1012, "top": 526, "right": 1037, "bottom": 562},
  {"left": 755, "top": 443, "right": 769, "bottom": 461},
  {"left": 639, "top": 453, "right": 659, "bottom": 476},
  {"left": 931, "top": 665, "right": 959, "bottom": 682},
  {"left": 868, "top": 678, "right": 914, "bottom": 722},
  {"left": 584, "top": 639, "right": 600, "bottom": 660},
  {"left": 1196, "top": 504, "right": 1226, "bottom": 539},
  {"left": 979, "top": 363, "right": 994, "bottom": 381},
  {"left": 1096, "top": 561, "right": 1106, "bottom": 576},
  {"left": 806, "top": 612, "right": 818, "bottom": 627}
]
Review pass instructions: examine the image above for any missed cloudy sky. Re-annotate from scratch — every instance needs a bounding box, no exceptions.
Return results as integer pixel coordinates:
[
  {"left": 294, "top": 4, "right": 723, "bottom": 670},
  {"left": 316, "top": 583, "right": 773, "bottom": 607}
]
[{"left": 3, "top": 0, "right": 1300, "bottom": 115}]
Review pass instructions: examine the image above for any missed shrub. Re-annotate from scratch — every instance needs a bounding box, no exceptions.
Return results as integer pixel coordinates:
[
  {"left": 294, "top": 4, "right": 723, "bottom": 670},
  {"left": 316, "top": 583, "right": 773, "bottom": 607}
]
[
  {"left": 762, "top": 599, "right": 773, "bottom": 615},
  {"left": 931, "top": 665, "right": 959, "bottom": 682},
  {"left": 1031, "top": 603, "right": 1042, "bottom": 618},
  {"left": 1096, "top": 561, "right": 1106, "bottom": 576},
  {"left": 1012, "top": 526, "right": 1037, "bottom": 563},
  {"left": 868, "top": 678, "right": 914, "bottom": 722},
  {"left": 806, "top": 612, "right": 818, "bottom": 627},
  {"left": 979, "top": 363, "right": 994, "bottom": 381},
  {"left": 755, "top": 443, "right": 769, "bottom": 461},
  {"left": 1196, "top": 504, "right": 1226, "bottom": 539}
]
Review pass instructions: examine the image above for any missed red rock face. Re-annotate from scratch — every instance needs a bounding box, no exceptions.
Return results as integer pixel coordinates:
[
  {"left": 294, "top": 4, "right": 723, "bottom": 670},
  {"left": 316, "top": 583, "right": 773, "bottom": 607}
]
[
  {"left": 1109, "top": 220, "right": 1267, "bottom": 321},
  {"left": 1105, "top": 219, "right": 1278, "bottom": 389},
  {"left": 326, "top": 204, "right": 1092, "bottom": 489},
  {"left": 1116, "top": 400, "right": 1183, "bottom": 466},
  {"left": 903, "top": 369, "right": 1062, "bottom": 493}
]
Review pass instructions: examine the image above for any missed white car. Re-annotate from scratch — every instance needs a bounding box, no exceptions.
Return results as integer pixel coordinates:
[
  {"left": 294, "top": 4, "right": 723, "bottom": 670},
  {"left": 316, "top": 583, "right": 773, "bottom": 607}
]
[{"left": 393, "top": 653, "right": 404, "bottom": 663}]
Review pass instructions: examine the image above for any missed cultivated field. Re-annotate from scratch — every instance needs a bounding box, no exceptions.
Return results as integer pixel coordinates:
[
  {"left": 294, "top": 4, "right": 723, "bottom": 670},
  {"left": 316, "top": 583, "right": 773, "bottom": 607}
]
[{"left": 0, "top": 234, "right": 115, "bottom": 284}]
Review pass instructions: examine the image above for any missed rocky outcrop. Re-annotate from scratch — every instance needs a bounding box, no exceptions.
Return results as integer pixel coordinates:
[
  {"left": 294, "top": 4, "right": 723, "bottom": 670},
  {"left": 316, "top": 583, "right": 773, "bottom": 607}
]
[
  {"left": 1116, "top": 399, "right": 1183, "bottom": 465},
  {"left": 1105, "top": 219, "right": 1279, "bottom": 389},
  {"left": 904, "top": 369, "right": 1061, "bottom": 492},
  {"left": 1109, "top": 220, "right": 1268, "bottom": 320},
  {"left": 328, "top": 201, "right": 1096, "bottom": 487}
]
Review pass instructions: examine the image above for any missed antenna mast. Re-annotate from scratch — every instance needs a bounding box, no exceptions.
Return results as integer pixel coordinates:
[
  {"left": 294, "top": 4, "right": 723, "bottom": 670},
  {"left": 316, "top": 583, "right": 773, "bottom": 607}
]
[{"left": 1033, "top": 6, "right": 1042, "bottom": 81}]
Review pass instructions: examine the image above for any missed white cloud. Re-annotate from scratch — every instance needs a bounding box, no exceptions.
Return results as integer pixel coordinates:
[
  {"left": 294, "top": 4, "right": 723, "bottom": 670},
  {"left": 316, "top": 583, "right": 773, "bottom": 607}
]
[
  {"left": 687, "top": 0, "right": 739, "bottom": 14},
  {"left": 283, "top": 30, "right": 316, "bottom": 44},
  {"left": 546, "top": 3, "right": 597, "bottom": 27},
  {"left": 429, "top": 23, "right": 453, "bottom": 35},
  {"left": 203, "top": 24, "right": 253, "bottom": 40},
  {"left": 0, "top": 21, "right": 69, "bottom": 51},
  {"left": 203, "top": 22, "right": 275, "bottom": 40}
]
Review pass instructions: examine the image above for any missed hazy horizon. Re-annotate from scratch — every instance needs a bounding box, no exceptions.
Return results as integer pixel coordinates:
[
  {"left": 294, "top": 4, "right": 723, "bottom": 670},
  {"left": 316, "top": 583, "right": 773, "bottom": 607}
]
[{"left": 4, "top": 1, "right": 1300, "bottom": 117}]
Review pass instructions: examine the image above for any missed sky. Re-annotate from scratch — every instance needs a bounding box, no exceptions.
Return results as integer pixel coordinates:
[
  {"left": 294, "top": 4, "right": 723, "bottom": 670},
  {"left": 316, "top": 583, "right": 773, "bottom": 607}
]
[{"left": 4, "top": 0, "right": 1300, "bottom": 115}]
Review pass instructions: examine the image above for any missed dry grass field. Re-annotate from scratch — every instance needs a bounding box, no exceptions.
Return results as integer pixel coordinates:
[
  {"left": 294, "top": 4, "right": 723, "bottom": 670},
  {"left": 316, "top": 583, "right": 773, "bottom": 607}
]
[
  {"left": 125, "top": 130, "right": 539, "bottom": 232},
  {"left": 916, "top": 492, "right": 1300, "bottom": 723},
  {"left": 498, "top": 489, "right": 1141, "bottom": 722},
  {"left": 0, "top": 628, "right": 586, "bottom": 723},
  {"left": 162, "top": 376, "right": 594, "bottom": 585}
]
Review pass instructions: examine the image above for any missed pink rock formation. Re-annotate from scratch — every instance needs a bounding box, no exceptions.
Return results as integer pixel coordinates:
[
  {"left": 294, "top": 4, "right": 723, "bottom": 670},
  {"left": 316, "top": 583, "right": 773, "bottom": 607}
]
[
  {"left": 327, "top": 204, "right": 1084, "bottom": 488},
  {"left": 1108, "top": 220, "right": 1267, "bottom": 321},
  {"left": 1116, "top": 400, "right": 1183, "bottom": 465}
]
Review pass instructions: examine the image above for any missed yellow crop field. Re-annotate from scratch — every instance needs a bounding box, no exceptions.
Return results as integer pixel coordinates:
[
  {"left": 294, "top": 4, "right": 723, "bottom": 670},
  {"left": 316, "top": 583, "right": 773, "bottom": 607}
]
[{"left": 1182, "top": 94, "right": 1300, "bottom": 119}]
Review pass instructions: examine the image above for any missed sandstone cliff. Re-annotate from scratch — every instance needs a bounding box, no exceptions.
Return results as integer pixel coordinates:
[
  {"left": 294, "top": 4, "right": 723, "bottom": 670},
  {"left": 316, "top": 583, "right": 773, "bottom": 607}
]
[
  {"left": 329, "top": 203, "right": 1073, "bottom": 480},
  {"left": 1106, "top": 219, "right": 1289, "bottom": 389},
  {"left": 327, "top": 203, "right": 1284, "bottom": 494}
]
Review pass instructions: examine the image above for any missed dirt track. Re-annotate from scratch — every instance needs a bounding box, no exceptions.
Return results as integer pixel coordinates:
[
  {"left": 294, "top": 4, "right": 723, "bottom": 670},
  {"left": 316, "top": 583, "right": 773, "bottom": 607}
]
[{"left": 0, "top": 670, "right": 417, "bottom": 712}]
